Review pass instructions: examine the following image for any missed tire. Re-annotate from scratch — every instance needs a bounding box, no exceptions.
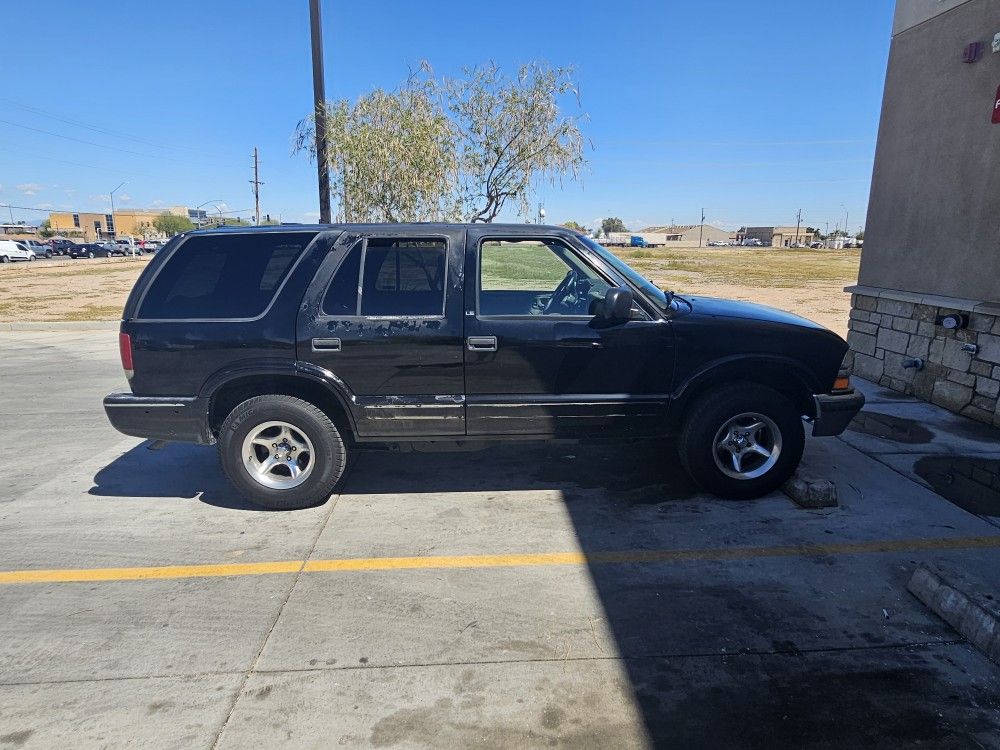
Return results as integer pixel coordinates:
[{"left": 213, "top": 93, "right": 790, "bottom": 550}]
[
  {"left": 677, "top": 383, "right": 804, "bottom": 500},
  {"left": 87, "top": 251, "right": 95, "bottom": 259},
  {"left": 27, "top": 255, "right": 35, "bottom": 262},
  {"left": 218, "top": 395, "right": 347, "bottom": 510},
  {"left": 0, "top": 256, "right": 7, "bottom": 263}
]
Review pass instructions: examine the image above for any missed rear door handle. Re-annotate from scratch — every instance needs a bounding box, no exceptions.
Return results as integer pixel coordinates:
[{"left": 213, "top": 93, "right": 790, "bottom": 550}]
[
  {"left": 466, "top": 336, "right": 498, "bottom": 352},
  {"left": 311, "top": 337, "right": 342, "bottom": 352}
]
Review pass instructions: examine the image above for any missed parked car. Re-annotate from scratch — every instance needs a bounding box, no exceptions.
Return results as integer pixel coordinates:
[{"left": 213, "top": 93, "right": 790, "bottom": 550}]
[
  {"left": 0, "top": 239, "right": 35, "bottom": 262},
  {"left": 49, "top": 238, "right": 76, "bottom": 255},
  {"left": 104, "top": 224, "right": 864, "bottom": 510},
  {"left": 810, "top": 241, "right": 824, "bottom": 249},
  {"left": 69, "top": 243, "right": 114, "bottom": 259},
  {"left": 19, "top": 240, "right": 51, "bottom": 258}
]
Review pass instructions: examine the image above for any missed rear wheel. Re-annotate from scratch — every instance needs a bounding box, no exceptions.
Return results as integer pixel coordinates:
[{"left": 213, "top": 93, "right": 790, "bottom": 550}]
[
  {"left": 678, "top": 383, "right": 804, "bottom": 499},
  {"left": 218, "top": 395, "right": 347, "bottom": 510},
  {"left": 0, "top": 256, "right": 8, "bottom": 263},
  {"left": 87, "top": 251, "right": 95, "bottom": 258},
  {"left": 27, "top": 255, "right": 35, "bottom": 261}
]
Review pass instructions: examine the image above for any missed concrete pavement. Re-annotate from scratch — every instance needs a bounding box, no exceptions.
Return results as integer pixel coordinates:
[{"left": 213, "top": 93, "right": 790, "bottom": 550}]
[{"left": 0, "top": 330, "right": 998, "bottom": 748}]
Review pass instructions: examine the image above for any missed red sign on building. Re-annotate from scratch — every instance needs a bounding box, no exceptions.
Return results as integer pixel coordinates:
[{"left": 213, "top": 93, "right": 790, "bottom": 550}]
[{"left": 994, "top": 85, "right": 1000, "bottom": 124}]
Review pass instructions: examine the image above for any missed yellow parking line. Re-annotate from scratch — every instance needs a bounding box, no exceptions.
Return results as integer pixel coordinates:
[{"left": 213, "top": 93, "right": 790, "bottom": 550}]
[{"left": 0, "top": 535, "right": 998, "bottom": 585}]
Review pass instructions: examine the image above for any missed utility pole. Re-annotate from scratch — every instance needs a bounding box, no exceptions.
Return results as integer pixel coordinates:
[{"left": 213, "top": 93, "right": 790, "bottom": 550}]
[
  {"left": 844, "top": 208, "right": 850, "bottom": 239},
  {"left": 309, "top": 0, "right": 332, "bottom": 223},
  {"left": 795, "top": 208, "right": 802, "bottom": 246},
  {"left": 250, "top": 147, "right": 264, "bottom": 225},
  {"left": 698, "top": 207, "right": 705, "bottom": 248}
]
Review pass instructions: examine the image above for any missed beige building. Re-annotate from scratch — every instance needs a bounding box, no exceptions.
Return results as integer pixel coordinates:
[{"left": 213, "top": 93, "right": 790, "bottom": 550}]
[
  {"left": 48, "top": 206, "right": 202, "bottom": 241},
  {"left": 640, "top": 224, "right": 733, "bottom": 245},
  {"left": 737, "top": 226, "right": 815, "bottom": 247},
  {"left": 845, "top": 0, "right": 1000, "bottom": 426}
]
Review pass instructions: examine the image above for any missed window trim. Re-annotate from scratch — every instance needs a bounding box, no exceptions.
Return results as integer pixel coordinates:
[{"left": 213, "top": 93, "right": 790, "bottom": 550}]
[
  {"left": 132, "top": 230, "right": 322, "bottom": 323},
  {"left": 318, "top": 234, "right": 450, "bottom": 321},
  {"left": 474, "top": 235, "right": 632, "bottom": 321}
]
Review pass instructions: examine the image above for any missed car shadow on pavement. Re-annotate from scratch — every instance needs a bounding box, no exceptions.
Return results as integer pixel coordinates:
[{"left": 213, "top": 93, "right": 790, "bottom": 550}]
[{"left": 88, "top": 440, "right": 271, "bottom": 511}]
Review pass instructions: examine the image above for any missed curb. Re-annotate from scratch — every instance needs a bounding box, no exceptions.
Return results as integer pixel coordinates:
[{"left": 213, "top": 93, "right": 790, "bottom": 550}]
[
  {"left": 908, "top": 566, "right": 1000, "bottom": 664},
  {"left": 0, "top": 320, "right": 120, "bottom": 331},
  {"left": 783, "top": 472, "right": 838, "bottom": 508}
]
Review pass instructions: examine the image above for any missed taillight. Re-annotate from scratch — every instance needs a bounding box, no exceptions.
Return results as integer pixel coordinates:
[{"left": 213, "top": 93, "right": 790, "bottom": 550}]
[
  {"left": 119, "top": 332, "right": 134, "bottom": 379},
  {"left": 832, "top": 376, "right": 851, "bottom": 392}
]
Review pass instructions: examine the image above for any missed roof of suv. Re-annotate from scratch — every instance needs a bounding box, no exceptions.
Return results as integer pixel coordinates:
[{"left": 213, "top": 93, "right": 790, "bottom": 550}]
[{"left": 186, "top": 223, "right": 580, "bottom": 236}]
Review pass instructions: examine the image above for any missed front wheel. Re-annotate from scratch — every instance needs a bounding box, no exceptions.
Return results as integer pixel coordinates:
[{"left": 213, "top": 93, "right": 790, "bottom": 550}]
[
  {"left": 87, "top": 251, "right": 95, "bottom": 258},
  {"left": 678, "top": 383, "right": 804, "bottom": 499},
  {"left": 27, "top": 255, "right": 35, "bottom": 261},
  {"left": 218, "top": 395, "right": 347, "bottom": 510}
]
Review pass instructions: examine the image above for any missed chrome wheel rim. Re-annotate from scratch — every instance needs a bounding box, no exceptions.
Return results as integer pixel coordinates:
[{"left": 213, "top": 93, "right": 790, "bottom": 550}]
[
  {"left": 712, "top": 412, "right": 782, "bottom": 480},
  {"left": 242, "top": 421, "right": 315, "bottom": 490}
]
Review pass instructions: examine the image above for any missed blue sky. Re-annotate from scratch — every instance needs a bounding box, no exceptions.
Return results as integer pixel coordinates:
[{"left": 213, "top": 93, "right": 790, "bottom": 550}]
[{"left": 0, "top": 0, "right": 894, "bottom": 233}]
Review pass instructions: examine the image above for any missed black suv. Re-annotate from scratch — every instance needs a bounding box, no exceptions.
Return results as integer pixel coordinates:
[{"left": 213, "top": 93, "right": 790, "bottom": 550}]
[{"left": 104, "top": 225, "right": 863, "bottom": 509}]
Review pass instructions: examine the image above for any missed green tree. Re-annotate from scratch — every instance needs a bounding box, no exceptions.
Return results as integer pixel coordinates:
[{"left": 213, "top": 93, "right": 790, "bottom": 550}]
[
  {"left": 38, "top": 218, "right": 54, "bottom": 239},
  {"left": 601, "top": 217, "right": 627, "bottom": 234},
  {"left": 855, "top": 229, "right": 864, "bottom": 240},
  {"left": 296, "top": 61, "right": 588, "bottom": 223},
  {"left": 295, "top": 66, "right": 458, "bottom": 223},
  {"left": 153, "top": 214, "right": 195, "bottom": 236},
  {"left": 562, "top": 221, "right": 587, "bottom": 233}
]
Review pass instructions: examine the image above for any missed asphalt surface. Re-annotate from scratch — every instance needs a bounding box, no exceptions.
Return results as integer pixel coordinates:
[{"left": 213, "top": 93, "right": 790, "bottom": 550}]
[{"left": 1, "top": 330, "right": 999, "bottom": 749}]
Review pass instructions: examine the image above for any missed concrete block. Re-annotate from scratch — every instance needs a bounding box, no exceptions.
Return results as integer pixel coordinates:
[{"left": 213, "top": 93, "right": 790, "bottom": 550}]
[
  {"left": 917, "top": 321, "right": 936, "bottom": 338},
  {"left": 942, "top": 338, "right": 973, "bottom": 371},
  {"left": 875, "top": 347, "right": 886, "bottom": 360},
  {"left": 869, "top": 313, "right": 883, "bottom": 325},
  {"left": 908, "top": 566, "right": 1000, "bottom": 665},
  {"left": 947, "top": 370, "right": 976, "bottom": 387},
  {"left": 847, "top": 330, "right": 877, "bottom": 356},
  {"left": 993, "top": 317, "right": 1000, "bottom": 335},
  {"left": 914, "top": 304, "right": 939, "bottom": 323},
  {"left": 854, "top": 295, "right": 878, "bottom": 312},
  {"left": 906, "top": 335, "right": 930, "bottom": 359},
  {"left": 852, "top": 353, "right": 884, "bottom": 382},
  {"left": 969, "top": 312, "right": 995, "bottom": 333},
  {"left": 931, "top": 380, "right": 973, "bottom": 412},
  {"left": 976, "top": 377, "right": 1000, "bottom": 399},
  {"left": 891, "top": 316, "right": 919, "bottom": 334},
  {"left": 849, "top": 320, "right": 878, "bottom": 335},
  {"left": 884, "top": 351, "right": 916, "bottom": 383},
  {"left": 876, "top": 327, "right": 909, "bottom": 355},
  {"left": 782, "top": 473, "right": 838, "bottom": 509},
  {"left": 876, "top": 298, "right": 914, "bottom": 317},
  {"left": 970, "top": 360, "right": 994, "bottom": 377},
  {"left": 928, "top": 337, "right": 945, "bottom": 363},
  {"left": 849, "top": 308, "right": 870, "bottom": 322},
  {"left": 993, "top": 366, "right": 1000, "bottom": 381},
  {"left": 977, "top": 334, "right": 1000, "bottom": 365},
  {"left": 970, "top": 397, "right": 996, "bottom": 416}
]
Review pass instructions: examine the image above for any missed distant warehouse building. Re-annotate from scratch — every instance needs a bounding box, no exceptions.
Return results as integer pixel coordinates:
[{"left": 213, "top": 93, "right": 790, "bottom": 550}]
[
  {"left": 737, "top": 226, "right": 815, "bottom": 247},
  {"left": 640, "top": 224, "right": 733, "bottom": 245},
  {"left": 844, "top": 0, "right": 1000, "bottom": 426},
  {"left": 48, "top": 206, "right": 207, "bottom": 241}
]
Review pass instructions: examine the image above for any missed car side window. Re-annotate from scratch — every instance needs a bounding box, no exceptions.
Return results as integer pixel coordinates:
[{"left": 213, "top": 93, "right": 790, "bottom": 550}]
[
  {"left": 138, "top": 232, "right": 316, "bottom": 319},
  {"left": 320, "top": 241, "right": 362, "bottom": 316},
  {"left": 478, "top": 238, "right": 612, "bottom": 317},
  {"left": 359, "top": 238, "right": 446, "bottom": 317}
]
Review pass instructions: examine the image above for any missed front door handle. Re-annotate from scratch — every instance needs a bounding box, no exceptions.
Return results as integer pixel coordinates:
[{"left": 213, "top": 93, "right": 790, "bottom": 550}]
[
  {"left": 466, "top": 336, "right": 498, "bottom": 352},
  {"left": 311, "top": 337, "right": 342, "bottom": 352}
]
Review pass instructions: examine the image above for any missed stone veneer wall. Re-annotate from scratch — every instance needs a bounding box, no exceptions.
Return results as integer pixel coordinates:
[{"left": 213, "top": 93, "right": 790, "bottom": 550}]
[{"left": 844, "top": 288, "right": 1000, "bottom": 427}]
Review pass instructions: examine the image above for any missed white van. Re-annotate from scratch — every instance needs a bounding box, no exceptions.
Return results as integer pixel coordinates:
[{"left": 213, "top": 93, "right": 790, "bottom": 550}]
[{"left": 0, "top": 240, "right": 35, "bottom": 263}]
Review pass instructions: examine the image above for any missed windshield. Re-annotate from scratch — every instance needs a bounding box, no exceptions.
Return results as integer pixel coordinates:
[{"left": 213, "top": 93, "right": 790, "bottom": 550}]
[{"left": 579, "top": 236, "right": 670, "bottom": 310}]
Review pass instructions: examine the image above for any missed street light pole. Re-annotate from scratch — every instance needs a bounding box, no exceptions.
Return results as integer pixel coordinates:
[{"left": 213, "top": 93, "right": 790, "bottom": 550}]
[
  {"left": 309, "top": 0, "right": 332, "bottom": 223},
  {"left": 109, "top": 181, "right": 126, "bottom": 251}
]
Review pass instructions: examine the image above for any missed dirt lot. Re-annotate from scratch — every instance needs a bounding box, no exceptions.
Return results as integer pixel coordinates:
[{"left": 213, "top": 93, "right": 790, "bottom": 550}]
[{"left": 0, "top": 247, "right": 860, "bottom": 336}]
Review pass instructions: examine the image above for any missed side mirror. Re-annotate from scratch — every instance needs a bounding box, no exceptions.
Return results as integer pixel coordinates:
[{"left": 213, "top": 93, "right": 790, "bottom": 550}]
[{"left": 602, "top": 286, "right": 634, "bottom": 320}]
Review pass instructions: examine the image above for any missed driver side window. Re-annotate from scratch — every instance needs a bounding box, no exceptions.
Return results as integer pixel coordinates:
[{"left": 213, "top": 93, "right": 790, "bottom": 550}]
[{"left": 478, "top": 239, "right": 611, "bottom": 317}]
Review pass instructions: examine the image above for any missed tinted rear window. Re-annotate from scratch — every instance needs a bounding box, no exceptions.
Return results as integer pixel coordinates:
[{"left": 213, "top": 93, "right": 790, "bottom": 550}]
[{"left": 139, "top": 232, "right": 316, "bottom": 319}]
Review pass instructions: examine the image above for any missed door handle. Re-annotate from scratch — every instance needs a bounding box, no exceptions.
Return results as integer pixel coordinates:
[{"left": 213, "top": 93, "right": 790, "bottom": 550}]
[
  {"left": 466, "top": 336, "right": 498, "bottom": 352},
  {"left": 311, "top": 337, "right": 342, "bottom": 352}
]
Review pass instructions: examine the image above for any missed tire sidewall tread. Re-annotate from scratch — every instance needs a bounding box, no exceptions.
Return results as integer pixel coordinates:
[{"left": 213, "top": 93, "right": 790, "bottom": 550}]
[
  {"left": 219, "top": 395, "right": 346, "bottom": 510},
  {"left": 678, "top": 383, "right": 804, "bottom": 500}
]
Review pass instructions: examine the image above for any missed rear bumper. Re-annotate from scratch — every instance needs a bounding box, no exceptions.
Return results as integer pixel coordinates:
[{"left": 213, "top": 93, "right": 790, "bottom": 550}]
[
  {"left": 811, "top": 390, "right": 865, "bottom": 437},
  {"left": 103, "top": 393, "right": 214, "bottom": 444}
]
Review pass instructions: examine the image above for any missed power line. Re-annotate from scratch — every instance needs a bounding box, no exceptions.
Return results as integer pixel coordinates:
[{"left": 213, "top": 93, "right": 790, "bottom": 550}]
[
  {"left": 0, "top": 118, "right": 238, "bottom": 169},
  {"left": 0, "top": 98, "right": 230, "bottom": 158}
]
